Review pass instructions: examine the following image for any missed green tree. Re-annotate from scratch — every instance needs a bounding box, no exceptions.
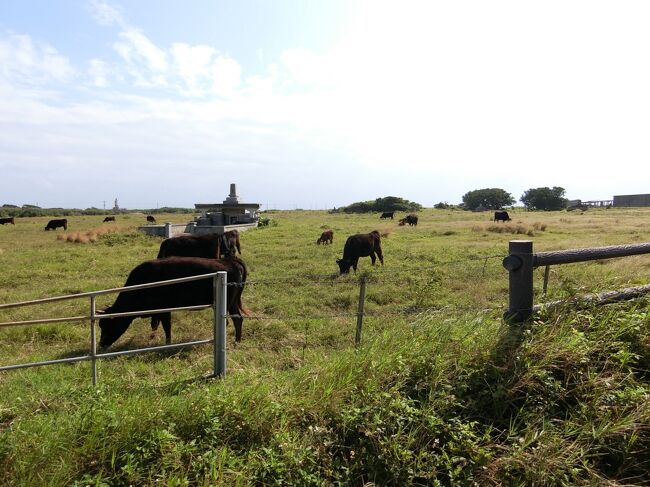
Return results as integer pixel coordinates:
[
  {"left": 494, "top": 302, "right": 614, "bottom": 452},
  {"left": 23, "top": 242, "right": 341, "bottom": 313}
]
[
  {"left": 520, "top": 186, "right": 568, "bottom": 211},
  {"left": 334, "top": 196, "right": 422, "bottom": 214},
  {"left": 461, "top": 188, "right": 514, "bottom": 211}
]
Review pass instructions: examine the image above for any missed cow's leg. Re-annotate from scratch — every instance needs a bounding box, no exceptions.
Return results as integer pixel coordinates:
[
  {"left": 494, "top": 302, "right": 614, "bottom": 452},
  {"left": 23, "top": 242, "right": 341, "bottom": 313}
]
[
  {"left": 370, "top": 253, "right": 376, "bottom": 265},
  {"left": 149, "top": 316, "right": 160, "bottom": 339},
  {"left": 376, "top": 246, "right": 384, "bottom": 265},
  {"left": 352, "top": 259, "right": 359, "bottom": 272},
  {"left": 161, "top": 313, "right": 172, "bottom": 345},
  {"left": 231, "top": 315, "right": 243, "bottom": 342}
]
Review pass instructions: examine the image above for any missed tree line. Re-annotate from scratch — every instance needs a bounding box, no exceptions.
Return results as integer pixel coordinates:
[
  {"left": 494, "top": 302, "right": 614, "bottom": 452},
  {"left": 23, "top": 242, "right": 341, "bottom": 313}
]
[
  {"left": 461, "top": 187, "right": 568, "bottom": 211},
  {"left": 0, "top": 205, "right": 195, "bottom": 218}
]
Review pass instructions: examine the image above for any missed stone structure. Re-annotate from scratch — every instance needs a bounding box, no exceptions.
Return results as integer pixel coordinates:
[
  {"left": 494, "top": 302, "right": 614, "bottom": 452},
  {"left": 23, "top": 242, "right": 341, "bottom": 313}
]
[
  {"left": 139, "top": 183, "right": 260, "bottom": 238},
  {"left": 194, "top": 183, "right": 260, "bottom": 228},
  {"left": 613, "top": 194, "right": 650, "bottom": 208}
]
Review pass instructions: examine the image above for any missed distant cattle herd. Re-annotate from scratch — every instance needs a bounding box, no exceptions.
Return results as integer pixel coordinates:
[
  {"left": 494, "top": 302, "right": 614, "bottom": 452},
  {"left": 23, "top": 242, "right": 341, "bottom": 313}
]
[{"left": 2, "top": 209, "right": 519, "bottom": 348}]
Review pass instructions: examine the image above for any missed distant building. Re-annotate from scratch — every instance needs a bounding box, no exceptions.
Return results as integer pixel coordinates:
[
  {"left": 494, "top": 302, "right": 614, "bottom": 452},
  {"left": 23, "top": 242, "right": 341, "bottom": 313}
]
[
  {"left": 613, "top": 194, "right": 650, "bottom": 207},
  {"left": 194, "top": 183, "right": 260, "bottom": 227},
  {"left": 138, "top": 183, "right": 260, "bottom": 238}
]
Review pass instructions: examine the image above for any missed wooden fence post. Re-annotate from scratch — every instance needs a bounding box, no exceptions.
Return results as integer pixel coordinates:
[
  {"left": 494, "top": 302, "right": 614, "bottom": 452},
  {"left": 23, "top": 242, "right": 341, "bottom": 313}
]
[{"left": 503, "top": 240, "right": 534, "bottom": 324}]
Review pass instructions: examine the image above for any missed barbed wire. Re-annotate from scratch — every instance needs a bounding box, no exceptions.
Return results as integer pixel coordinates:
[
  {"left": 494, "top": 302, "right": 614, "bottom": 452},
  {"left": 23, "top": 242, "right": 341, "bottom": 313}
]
[
  {"left": 226, "top": 304, "right": 501, "bottom": 322},
  {"left": 227, "top": 253, "right": 505, "bottom": 286}
]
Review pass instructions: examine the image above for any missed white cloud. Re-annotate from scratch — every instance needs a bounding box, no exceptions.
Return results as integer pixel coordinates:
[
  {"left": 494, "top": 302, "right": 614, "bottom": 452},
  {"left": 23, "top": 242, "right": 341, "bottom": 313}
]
[
  {"left": 210, "top": 55, "right": 241, "bottom": 96},
  {"left": 114, "top": 29, "right": 168, "bottom": 87},
  {"left": 0, "top": 32, "right": 75, "bottom": 85},
  {"left": 87, "top": 0, "right": 125, "bottom": 27},
  {"left": 88, "top": 59, "right": 109, "bottom": 87}
]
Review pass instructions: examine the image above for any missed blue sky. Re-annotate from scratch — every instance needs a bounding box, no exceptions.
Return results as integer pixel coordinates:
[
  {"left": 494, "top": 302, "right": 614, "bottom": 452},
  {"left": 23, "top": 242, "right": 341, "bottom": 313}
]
[{"left": 1, "top": 1, "right": 650, "bottom": 209}]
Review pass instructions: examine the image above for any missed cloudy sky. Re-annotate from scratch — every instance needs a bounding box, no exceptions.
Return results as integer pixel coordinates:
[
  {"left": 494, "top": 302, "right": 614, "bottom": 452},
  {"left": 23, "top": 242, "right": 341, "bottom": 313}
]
[{"left": 1, "top": 1, "right": 649, "bottom": 210}]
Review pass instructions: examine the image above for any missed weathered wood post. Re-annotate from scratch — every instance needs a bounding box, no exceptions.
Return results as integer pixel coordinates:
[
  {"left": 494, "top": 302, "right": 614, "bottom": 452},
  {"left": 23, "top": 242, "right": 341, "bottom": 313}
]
[{"left": 503, "top": 240, "right": 534, "bottom": 324}]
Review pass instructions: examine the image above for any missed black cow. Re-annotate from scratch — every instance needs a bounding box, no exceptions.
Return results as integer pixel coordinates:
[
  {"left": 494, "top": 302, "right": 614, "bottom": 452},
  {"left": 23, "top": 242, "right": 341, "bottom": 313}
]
[
  {"left": 0, "top": 217, "right": 15, "bottom": 225},
  {"left": 398, "top": 214, "right": 418, "bottom": 226},
  {"left": 317, "top": 230, "right": 334, "bottom": 245},
  {"left": 45, "top": 219, "right": 67, "bottom": 231},
  {"left": 157, "top": 233, "right": 235, "bottom": 259},
  {"left": 146, "top": 215, "right": 156, "bottom": 223},
  {"left": 336, "top": 230, "right": 384, "bottom": 274},
  {"left": 493, "top": 211, "right": 511, "bottom": 222},
  {"left": 103, "top": 216, "right": 116, "bottom": 222},
  {"left": 224, "top": 229, "right": 241, "bottom": 255},
  {"left": 98, "top": 256, "right": 249, "bottom": 348},
  {"left": 380, "top": 211, "right": 394, "bottom": 220}
]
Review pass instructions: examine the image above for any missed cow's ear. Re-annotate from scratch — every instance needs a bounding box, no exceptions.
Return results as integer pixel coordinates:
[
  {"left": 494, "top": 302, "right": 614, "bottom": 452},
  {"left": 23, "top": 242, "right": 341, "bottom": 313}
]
[{"left": 336, "top": 259, "right": 342, "bottom": 264}]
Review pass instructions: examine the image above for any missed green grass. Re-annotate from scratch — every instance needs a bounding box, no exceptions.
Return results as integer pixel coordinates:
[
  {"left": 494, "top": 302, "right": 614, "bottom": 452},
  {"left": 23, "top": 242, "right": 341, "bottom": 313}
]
[{"left": 1, "top": 208, "right": 650, "bottom": 485}]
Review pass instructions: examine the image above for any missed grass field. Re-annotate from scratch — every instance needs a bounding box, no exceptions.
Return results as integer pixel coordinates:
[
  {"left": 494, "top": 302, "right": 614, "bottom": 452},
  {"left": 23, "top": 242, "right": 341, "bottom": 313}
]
[{"left": 1, "top": 208, "right": 649, "bottom": 485}]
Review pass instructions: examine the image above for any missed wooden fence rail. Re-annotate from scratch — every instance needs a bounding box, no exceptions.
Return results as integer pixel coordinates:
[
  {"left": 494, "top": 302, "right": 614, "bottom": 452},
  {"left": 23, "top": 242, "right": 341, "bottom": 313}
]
[{"left": 504, "top": 240, "right": 650, "bottom": 323}]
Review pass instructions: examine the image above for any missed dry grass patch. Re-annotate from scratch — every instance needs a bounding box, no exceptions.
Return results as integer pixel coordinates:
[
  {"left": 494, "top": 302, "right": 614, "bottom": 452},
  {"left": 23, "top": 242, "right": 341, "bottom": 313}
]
[
  {"left": 56, "top": 225, "right": 122, "bottom": 244},
  {"left": 470, "top": 224, "right": 536, "bottom": 237}
]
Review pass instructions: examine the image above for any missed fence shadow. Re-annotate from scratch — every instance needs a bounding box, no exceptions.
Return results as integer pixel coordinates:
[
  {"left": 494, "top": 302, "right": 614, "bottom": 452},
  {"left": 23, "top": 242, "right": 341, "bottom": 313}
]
[{"left": 55, "top": 337, "right": 204, "bottom": 363}]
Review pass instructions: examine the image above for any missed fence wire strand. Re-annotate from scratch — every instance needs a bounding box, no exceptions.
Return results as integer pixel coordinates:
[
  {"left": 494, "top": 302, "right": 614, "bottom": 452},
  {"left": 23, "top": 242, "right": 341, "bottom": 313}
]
[{"left": 227, "top": 253, "right": 505, "bottom": 286}]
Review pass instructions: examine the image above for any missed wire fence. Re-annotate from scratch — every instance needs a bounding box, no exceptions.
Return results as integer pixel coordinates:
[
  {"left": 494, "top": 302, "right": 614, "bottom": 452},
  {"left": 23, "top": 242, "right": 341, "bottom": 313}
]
[{"left": 3, "top": 244, "right": 648, "bottom": 384}]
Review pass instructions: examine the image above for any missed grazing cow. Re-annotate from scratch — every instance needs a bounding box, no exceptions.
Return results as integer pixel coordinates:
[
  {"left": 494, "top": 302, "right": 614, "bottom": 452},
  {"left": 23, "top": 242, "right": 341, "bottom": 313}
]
[
  {"left": 336, "top": 230, "right": 384, "bottom": 274},
  {"left": 493, "top": 211, "right": 511, "bottom": 222},
  {"left": 45, "top": 219, "right": 67, "bottom": 231},
  {"left": 398, "top": 214, "right": 418, "bottom": 226},
  {"left": 317, "top": 230, "right": 334, "bottom": 245},
  {"left": 103, "top": 216, "right": 116, "bottom": 223},
  {"left": 146, "top": 215, "right": 156, "bottom": 223},
  {"left": 224, "top": 229, "right": 241, "bottom": 255},
  {"left": 0, "top": 217, "right": 15, "bottom": 225},
  {"left": 99, "top": 256, "right": 249, "bottom": 348},
  {"left": 380, "top": 211, "right": 395, "bottom": 220},
  {"left": 157, "top": 233, "right": 235, "bottom": 259}
]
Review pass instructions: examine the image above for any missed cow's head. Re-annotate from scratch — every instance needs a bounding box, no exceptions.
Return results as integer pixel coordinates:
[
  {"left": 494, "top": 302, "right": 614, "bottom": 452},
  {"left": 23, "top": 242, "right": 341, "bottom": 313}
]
[
  {"left": 98, "top": 306, "right": 134, "bottom": 349},
  {"left": 336, "top": 258, "right": 352, "bottom": 275}
]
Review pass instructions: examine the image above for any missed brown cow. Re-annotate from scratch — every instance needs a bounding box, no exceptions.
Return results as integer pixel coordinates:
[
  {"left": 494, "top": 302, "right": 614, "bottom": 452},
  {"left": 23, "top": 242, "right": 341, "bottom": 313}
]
[
  {"left": 146, "top": 215, "right": 156, "bottom": 223},
  {"left": 0, "top": 217, "right": 15, "bottom": 225},
  {"left": 224, "top": 229, "right": 241, "bottom": 255},
  {"left": 157, "top": 233, "right": 237, "bottom": 259},
  {"left": 45, "top": 219, "right": 67, "bottom": 231},
  {"left": 98, "top": 256, "right": 249, "bottom": 347},
  {"left": 493, "top": 211, "right": 511, "bottom": 222},
  {"left": 398, "top": 214, "right": 418, "bottom": 226},
  {"left": 103, "top": 216, "right": 116, "bottom": 222},
  {"left": 336, "top": 230, "right": 383, "bottom": 274},
  {"left": 317, "top": 230, "right": 334, "bottom": 245}
]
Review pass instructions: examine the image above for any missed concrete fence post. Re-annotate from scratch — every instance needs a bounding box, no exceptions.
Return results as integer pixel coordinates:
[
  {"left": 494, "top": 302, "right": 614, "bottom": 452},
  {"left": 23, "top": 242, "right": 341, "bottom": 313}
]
[
  {"left": 503, "top": 240, "right": 534, "bottom": 324},
  {"left": 164, "top": 222, "right": 173, "bottom": 238},
  {"left": 213, "top": 271, "right": 228, "bottom": 377}
]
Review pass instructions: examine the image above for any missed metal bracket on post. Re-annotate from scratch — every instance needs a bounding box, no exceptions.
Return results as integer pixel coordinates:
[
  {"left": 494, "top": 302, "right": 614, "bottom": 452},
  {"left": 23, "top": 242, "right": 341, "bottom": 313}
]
[
  {"left": 213, "top": 271, "right": 227, "bottom": 378},
  {"left": 503, "top": 240, "right": 534, "bottom": 324}
]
